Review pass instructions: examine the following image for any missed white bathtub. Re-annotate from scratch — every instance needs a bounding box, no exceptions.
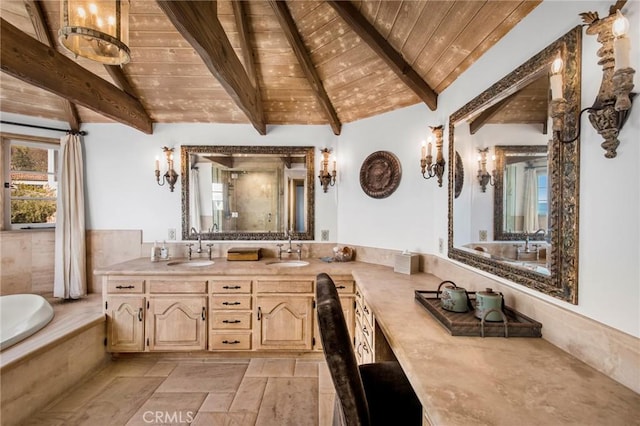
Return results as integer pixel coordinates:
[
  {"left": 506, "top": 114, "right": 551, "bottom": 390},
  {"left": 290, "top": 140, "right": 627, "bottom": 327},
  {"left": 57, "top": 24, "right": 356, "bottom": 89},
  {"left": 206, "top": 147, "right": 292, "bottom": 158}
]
[{"left": 0, "top": 294, "right": 54, "bottom": 351}]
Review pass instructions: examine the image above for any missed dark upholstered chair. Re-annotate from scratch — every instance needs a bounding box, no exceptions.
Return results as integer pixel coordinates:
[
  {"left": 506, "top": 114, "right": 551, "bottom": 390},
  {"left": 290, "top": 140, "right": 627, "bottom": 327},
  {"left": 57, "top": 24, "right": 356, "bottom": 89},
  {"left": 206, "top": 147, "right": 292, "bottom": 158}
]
[{"left": 316, "top": 273, "right": 422, "bottom": 426}]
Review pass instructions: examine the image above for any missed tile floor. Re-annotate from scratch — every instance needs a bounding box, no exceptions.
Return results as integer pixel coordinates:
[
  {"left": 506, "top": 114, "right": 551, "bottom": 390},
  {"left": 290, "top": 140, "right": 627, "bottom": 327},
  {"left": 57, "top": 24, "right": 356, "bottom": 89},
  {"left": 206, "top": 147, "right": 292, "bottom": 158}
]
[{"left": 26, "top": 357, "right": 336, "bottom": 426}]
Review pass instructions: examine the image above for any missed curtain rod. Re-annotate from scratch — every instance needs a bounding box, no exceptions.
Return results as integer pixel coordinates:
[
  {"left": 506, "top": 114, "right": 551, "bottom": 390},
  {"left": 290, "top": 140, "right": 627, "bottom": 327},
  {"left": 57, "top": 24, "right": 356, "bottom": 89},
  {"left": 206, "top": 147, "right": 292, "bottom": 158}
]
[{"left": 0, "top": 120, "right": 87, "bottom": 136}]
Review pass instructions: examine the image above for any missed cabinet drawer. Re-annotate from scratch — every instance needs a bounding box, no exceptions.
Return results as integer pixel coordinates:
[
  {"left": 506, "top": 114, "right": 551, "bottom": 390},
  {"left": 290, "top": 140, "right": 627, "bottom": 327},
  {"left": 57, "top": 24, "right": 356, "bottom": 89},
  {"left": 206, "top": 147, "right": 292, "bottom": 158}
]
[
  {"left": 333, "top": 280, "right": 355, "bottom": 293},
  {"left": 256, "top": 280, "right": 314, "bottom": 293},
  {"left": 355, "top": 286, "right": 363, "bottom": 305},
  {"left": 210, "top": 295, "right": 252, "bottom": 310},
  {"left": 149, "top": 280, "right": 207, "bottom": 294},
  {"left": 209, "top": 332, "right": 252, "bottom": 350},
  {"left": 210, "top": 280, "right": 252, "bottom": 293},
  {"left": 355, "top": 300, "right": 363, "bottom": 324},
  {"left": 210, "top": 312, "right": 252, "bottom": 330},
  {"left": 107, "top": 278, "right": 144, "bottom": 293},
  {"left": 361, "top": 318, "right": 374, "bottom": 348},
  {"left": 361, "top": 299, "right": 374, "bottom": 326}
]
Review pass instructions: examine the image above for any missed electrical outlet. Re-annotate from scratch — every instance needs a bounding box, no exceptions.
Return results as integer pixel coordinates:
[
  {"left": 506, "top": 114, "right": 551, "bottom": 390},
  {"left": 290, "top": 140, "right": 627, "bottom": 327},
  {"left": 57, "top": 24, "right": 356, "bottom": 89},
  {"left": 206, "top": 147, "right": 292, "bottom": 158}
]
[
  {"left": 168, "top": 228, "right": 176, "bottom": 240},
  {"left": 479, "top": 230, "right": 488, "bottom": 241},
  {"left": 231, "top": 212, "right": 239, "bottom": 218},
  {"left": 438, "top": 238, "right": 444, "bottom": 254},
  {"left": 321, "top": 230, "right": 329, "bottom": 241}
]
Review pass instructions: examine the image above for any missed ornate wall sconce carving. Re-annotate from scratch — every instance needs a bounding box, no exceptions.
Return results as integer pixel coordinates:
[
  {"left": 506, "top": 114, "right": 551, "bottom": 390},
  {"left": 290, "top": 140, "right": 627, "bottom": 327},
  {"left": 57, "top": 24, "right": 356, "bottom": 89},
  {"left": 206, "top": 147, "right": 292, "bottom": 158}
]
[
  {"left": 155, "top": 146, "right": 178, "bottom": 192},
  {"left": 318, "top": 148, "right": 336, "bottom": 193},
  {"left": 477, "top": 148, "right": 495, "bottom": 192},
  {"left": 550, "top": 4, "right": 635, "bottom": 158},
  {"left": 420, "top": 125, "right": 446, "bottom": 186}
]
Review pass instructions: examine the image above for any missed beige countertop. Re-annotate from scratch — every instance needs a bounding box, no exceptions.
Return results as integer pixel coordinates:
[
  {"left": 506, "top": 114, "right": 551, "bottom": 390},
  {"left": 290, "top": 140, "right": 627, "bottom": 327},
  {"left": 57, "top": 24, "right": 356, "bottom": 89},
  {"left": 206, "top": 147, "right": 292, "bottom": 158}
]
[{"left": 96, "top": 257, "right": 640, "bottom": 425}]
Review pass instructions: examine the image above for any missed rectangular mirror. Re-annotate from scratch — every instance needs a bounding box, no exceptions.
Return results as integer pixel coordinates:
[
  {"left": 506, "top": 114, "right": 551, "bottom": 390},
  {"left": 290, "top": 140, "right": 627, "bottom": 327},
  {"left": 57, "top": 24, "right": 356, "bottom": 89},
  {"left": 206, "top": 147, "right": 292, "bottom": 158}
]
[
  {"left": 448, "top": 26, "right": 581, "bottom": 304},
  {"left": 181, "top": 145, "right": 315, "bottom": 240}
]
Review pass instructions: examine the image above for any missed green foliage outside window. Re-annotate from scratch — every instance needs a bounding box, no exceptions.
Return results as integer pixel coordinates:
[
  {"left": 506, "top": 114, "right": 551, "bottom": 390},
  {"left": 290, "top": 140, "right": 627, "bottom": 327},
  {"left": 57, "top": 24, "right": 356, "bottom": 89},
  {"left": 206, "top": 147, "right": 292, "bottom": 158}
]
[{"left": 11, "top": 184, "right": 57, "bottom": 224}]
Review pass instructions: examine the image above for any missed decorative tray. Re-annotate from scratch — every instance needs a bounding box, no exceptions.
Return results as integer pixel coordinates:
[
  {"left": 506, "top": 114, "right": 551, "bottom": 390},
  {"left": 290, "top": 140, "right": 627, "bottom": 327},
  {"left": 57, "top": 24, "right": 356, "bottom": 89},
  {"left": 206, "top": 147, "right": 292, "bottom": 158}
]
[{"left": 414, "top": 290, "right": 542, "bottom": 338}]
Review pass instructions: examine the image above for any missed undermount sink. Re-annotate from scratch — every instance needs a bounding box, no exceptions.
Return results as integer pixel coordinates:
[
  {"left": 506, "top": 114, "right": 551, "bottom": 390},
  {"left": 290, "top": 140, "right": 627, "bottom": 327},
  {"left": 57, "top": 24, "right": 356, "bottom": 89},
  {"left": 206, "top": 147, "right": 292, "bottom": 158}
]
[
  {"left": 265, "top": 260, "right": 310, "bottom": 267},
  {"left": 166, "top": 260, "right": 214, "bottom": 267}
]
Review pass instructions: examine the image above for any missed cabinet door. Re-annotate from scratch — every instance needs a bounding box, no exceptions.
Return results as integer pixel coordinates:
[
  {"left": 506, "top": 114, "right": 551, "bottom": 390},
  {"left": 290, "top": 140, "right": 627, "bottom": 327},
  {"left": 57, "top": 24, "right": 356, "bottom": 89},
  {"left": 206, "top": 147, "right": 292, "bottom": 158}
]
[
  {"left": 148, "top": 296, "right": 207, "bottom": 351},
  {"left": 106, "top": 296, "right": 145, "bottom": 352},
  {"left": 314, "top": 296, "right": 355, "bottom": 351},
  {"left": 256, "top": 296, "right": 313, "bottom": 350}
]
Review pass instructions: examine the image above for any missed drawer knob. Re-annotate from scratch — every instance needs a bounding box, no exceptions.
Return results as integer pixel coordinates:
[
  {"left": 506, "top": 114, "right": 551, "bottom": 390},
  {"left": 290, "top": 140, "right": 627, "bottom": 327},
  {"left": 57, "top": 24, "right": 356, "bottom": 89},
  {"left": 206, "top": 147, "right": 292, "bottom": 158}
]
[
  {"left": 222, "top": 301, "right": 241, "bottom": 306},
  {"left": 222, "top": 319, "right": 241, "bottom": 324},
  {"left": 116, "top": 285, "right": 135, "bottom": 289},
  {"left": 223, "top": 285, "right": 242, "bottom": 289},
  {"left": 336, "top": 285, "right": 346, "bottom": 289},
  {"left": 222, "top": 340, "right": 240, "bottom": 344}
]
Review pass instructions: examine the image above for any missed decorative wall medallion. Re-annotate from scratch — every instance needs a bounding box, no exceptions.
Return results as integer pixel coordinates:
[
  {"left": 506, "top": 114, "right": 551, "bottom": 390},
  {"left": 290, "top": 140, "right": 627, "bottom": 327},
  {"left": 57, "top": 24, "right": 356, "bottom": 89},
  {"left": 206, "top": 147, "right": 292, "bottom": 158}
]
[
  {"left": 454, "top": 151, "right": 464, "bottom": 199},
  {"left": 359, "top": 151, "right": 402, "bottom": 199}
]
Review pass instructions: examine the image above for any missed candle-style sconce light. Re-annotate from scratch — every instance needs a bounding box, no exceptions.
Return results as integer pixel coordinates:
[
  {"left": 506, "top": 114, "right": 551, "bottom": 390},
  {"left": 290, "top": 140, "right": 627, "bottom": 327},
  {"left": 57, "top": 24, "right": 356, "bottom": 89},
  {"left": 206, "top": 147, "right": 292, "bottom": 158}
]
[
  {"left": 477, "top": 148, "right": 495, "bottom": 192},
  {"left": 420, "top": 125, "right": 446, "bottom": 187},
  {"left": 318, "top": 148, "right": 337, "bottom": 193},
  {"left": 155, "top": 146, "right": 178, "bottom": 192},
  {"left": 550, "top": 3, "right": 636, "bottom": 158}
]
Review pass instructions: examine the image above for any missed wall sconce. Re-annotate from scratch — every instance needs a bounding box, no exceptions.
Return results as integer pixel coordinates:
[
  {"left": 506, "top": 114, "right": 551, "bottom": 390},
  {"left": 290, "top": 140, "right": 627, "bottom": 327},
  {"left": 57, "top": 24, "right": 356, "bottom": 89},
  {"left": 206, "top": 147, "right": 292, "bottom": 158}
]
[
  {"left": 155, "top": 146, "right": 178, "bottom": 192},
  {"left": 318, "top": 148, "right": 336, "bottom": 193},
  {"left": 477, "top": 148, "right": 495, "bottom": 192},
  {"left": 58, "top": 0, "right": 131, "bottom": 65},
  {"left": 420, "top": 125, "right": 446, "bottom": 187},
  {"left": 550, "top": 5, "right": 636, "bottom": 158}
]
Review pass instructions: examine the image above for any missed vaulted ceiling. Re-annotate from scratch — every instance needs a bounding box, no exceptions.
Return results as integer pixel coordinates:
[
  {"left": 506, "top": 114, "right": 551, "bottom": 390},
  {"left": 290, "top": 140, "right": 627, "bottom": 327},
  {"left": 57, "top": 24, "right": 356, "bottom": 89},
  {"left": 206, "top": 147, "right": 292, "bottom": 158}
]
[{"left": 0, "top": 1, "right": 541, "bottom": 135}]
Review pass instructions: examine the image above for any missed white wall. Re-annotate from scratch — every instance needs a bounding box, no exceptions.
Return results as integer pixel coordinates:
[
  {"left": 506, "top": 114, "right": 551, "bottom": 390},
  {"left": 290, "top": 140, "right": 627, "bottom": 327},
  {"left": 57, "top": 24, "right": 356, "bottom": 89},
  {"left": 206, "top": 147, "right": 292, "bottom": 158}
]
[
  {"left": 335, "top": 0, "right": 639, "bottom": 337},
  {"left": 1, "top": 1, "right": 637, "bottom": 337}
]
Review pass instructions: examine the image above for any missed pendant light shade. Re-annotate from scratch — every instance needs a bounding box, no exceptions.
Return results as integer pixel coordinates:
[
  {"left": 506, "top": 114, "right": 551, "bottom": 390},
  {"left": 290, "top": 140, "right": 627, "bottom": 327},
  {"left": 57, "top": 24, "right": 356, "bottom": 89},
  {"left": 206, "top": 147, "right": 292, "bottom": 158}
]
[{"left": 58, "top": 0, "right": 130, "bottom": 65}]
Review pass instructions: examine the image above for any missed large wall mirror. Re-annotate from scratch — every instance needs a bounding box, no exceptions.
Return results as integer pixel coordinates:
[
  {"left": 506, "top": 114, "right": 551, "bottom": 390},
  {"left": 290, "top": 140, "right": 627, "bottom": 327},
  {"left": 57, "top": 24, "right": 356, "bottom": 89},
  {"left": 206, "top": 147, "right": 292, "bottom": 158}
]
[
  {"left": 181, "top": 145, "right": 315, "bottom": 240},
  {"left": 448, "top": 26, "right": 581, "bottom": 304}
]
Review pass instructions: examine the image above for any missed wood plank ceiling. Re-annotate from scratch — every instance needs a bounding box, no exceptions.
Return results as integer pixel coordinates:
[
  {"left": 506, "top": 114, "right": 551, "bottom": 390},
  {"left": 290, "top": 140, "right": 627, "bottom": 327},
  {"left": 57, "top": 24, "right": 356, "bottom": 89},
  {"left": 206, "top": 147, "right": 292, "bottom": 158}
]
[{"left": 0, "top": 1, "right": 541, "bottom": 135}]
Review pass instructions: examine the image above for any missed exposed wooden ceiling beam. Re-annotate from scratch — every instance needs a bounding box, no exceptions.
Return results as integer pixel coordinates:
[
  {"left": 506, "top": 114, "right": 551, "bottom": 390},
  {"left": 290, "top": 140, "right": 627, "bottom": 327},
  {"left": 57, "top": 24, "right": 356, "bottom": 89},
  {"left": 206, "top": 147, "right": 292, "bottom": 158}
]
[
  {"left": 232, "top": 0, "right": 263, "bottom": 122},
  {"left": 268, "top": 0, "right": 341, "bottom": 135},
  {"left": 157, "top": 0, "right": 266, "bottom": 135},
  {"left": 1, "top": 18, "right": 153, "bottom": 134},
  {"left": 469, "top": 92, "right": 518, "bottom": 134},
  {"left": 327, "top": 0, "right": 438, "bottom": 111},
  {"left": 23, "top": 0, "right": 81, "bottom": 132},
  {"left": 232, "top": 1, "right": 258, "bottom": 88}
]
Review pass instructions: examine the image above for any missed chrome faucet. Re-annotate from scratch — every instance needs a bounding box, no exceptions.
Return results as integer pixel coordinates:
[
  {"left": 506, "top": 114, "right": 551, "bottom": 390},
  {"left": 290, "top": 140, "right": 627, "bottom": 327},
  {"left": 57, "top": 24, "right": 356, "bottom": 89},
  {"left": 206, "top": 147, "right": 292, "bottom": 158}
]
[
  {"left": 277, "top": 229, "right": 302, "bottom": 260},
  {"left": 523, "top": 229, "right": 546, "bottom": 252},
  {"left": 191, "top": 227, "right": 203, "bottom": 253}
]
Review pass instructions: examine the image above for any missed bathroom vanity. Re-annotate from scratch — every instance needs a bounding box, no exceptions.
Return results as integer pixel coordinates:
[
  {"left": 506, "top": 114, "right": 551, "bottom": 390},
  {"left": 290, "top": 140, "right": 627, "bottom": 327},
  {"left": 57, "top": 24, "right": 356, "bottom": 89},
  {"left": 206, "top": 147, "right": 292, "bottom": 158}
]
[
  {"left": 96, "top": 257, "right": 639, "bottom": 425},
  {"left": 99, "top": 258, "right": 355, "bottom": 353}
]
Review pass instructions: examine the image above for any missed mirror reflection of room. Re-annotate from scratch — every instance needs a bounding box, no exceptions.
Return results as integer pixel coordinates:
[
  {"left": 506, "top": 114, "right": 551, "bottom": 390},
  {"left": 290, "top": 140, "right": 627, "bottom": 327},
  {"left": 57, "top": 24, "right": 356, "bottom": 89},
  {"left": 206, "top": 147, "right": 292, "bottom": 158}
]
[{"left": 183, "top": 146, "right": 312, "bottom": 240}]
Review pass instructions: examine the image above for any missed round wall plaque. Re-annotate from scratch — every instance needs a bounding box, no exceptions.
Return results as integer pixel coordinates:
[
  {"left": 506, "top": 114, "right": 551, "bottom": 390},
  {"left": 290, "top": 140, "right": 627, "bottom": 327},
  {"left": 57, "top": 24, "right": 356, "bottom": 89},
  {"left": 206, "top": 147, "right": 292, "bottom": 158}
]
[
  {"left": 359, "top": 150, "right": 402, "bottom": 199},
  {"left": 454, "top": 151, "right": 464, "bottom": 199}
]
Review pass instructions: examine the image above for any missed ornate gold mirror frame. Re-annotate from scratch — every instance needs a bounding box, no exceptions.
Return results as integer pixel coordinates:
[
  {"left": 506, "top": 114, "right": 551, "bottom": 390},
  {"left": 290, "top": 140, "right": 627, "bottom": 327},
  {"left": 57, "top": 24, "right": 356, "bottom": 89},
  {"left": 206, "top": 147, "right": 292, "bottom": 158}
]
[
  {"left": 448, "top": 26, "right": 581, "bottom": 304},
  {"left": 181, "top": 145, "right": 315, "bottom": 241}
]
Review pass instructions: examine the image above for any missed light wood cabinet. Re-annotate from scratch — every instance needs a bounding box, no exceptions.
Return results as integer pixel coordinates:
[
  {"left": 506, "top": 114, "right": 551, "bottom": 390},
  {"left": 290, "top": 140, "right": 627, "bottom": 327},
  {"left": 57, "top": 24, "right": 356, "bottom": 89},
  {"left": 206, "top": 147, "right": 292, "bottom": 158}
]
[
  {"left": 255, "top": 295, "right": 314, "bottom": 350},
  {"left": 147, "top": 296, "right": 207, "bottom": 351},
  {"left": 209, "top": 278, "right": 253, "bottom": 351},
  {"left": 102, "top": 272, "right": 356, "bottom": 355},
  {"left": 105, "top": 296, "right": 145, "bottom": 352}
]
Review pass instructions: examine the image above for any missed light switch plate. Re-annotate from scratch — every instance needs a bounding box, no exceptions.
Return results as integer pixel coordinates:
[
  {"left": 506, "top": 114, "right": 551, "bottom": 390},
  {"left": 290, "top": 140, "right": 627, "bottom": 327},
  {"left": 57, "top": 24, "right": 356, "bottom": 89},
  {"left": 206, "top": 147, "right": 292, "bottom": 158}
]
[
  {"left": 479, "top": 230, "right": 487, "bottom": 241},
  {"left": 321, "top": 230, "right": 329, "bottom": 241}
]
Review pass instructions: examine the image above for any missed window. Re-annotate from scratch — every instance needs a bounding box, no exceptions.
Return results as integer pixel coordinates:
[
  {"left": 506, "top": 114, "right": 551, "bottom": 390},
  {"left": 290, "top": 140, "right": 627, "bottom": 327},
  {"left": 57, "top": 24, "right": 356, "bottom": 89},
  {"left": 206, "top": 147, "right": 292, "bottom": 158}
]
[
  {"left": 2, "top": 135, "right": 59, "bottom": 229},
  {"left": 537, "top": 173, "right": 548, "bottom": 215}
]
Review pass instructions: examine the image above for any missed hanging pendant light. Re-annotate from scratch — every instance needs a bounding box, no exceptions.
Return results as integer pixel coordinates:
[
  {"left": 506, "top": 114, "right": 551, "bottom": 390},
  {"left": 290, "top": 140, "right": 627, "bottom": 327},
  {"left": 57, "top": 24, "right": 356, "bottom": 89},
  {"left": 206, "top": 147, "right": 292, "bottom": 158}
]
[{"left": 58, "top": 0, "right": 130, "bottom": 65}]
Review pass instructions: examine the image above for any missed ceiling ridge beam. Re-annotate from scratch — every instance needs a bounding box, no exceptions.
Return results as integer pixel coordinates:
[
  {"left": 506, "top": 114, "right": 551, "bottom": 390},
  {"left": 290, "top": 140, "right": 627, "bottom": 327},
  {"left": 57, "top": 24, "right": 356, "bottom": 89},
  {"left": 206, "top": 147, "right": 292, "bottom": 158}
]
[
  {"left": 267, "top": 0, "right": 341, "bottom": 135},
  {"left": 157, "top": 0, "right": 266, "bottom": 135},
  {"left": 1, "top": 18, "right": 153, "bottom": 134},
  {"left": 23, "top": 0, "right": 81, "bottom": 132},
  {"left": 327, "top": 0, "right": 438, "bottom": 111}
]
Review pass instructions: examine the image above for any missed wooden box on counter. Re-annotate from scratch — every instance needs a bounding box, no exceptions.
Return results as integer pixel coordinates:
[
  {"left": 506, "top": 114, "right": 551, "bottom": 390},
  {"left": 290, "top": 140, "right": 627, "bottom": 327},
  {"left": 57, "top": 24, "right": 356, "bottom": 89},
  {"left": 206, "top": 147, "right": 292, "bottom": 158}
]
[{"left": 227, "top": 247, "right": 262, "bottom": 261}]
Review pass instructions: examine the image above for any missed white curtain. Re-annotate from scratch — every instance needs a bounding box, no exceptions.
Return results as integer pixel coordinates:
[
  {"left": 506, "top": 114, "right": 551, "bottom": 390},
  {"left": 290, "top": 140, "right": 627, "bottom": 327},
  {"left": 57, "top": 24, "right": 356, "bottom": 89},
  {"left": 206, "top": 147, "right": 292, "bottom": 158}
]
[
  {"left": 522, "top": 168, "right": 539, "bottom": 233},
  {"left": 54, "top": 134, "right": 86, "bottom": 299},
  {"left": 190, "top": 167, "right": 202, "bottom": 232}
]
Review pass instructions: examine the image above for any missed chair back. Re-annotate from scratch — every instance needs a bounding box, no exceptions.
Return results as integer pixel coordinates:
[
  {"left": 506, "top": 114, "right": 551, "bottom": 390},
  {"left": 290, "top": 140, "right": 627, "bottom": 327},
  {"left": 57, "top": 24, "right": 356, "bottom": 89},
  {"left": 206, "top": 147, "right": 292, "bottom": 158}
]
[{"left": 316, "top": 273, "right": 370, "bottom": 426}]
